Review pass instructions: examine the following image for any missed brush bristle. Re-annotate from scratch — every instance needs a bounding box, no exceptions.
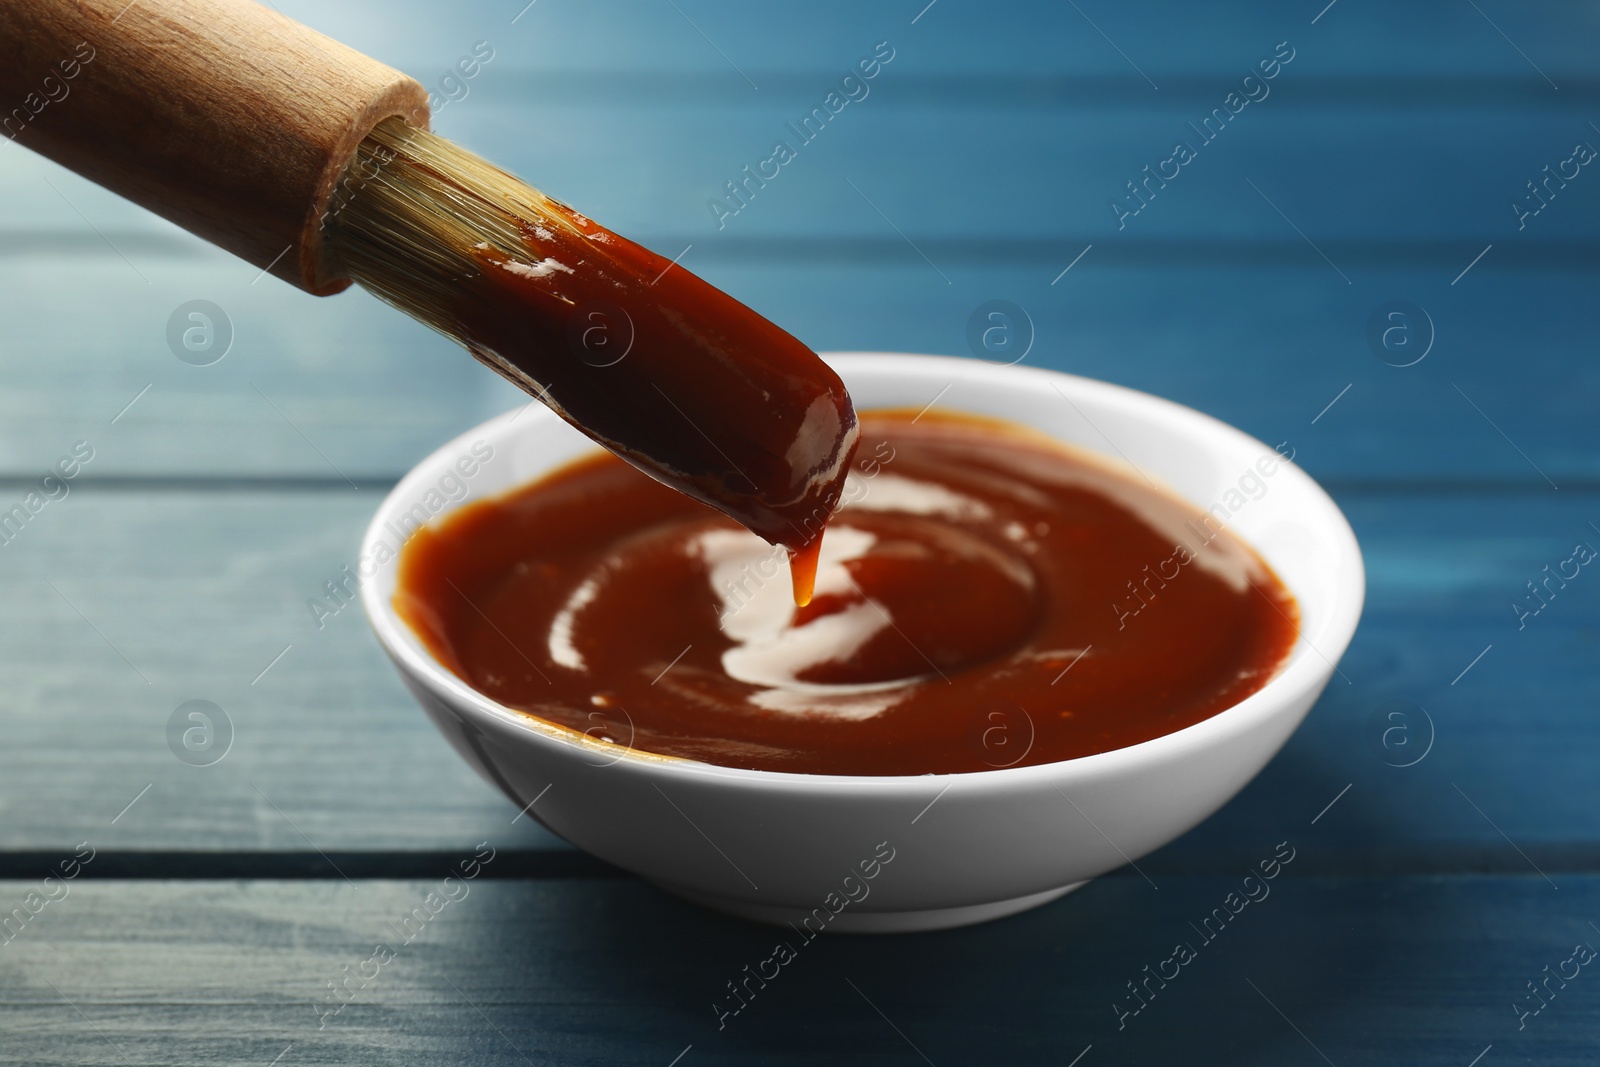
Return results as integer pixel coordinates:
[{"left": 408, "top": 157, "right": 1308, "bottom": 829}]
[{"left": 325, "top": 118, "right": 578, "bottom": 383}]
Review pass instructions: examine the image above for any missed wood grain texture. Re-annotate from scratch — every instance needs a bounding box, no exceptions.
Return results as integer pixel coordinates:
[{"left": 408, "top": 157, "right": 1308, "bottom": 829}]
[
  {"left": 264, "top": 0, "right": 1600, "bottom": 82},
  {"left": 0, "top": 874, "right": 1595, "bottom": 1065},
  {"left": 0, "top": 0, "right": 429, "bottom": 292},
  {"left": 7, "top": 92, "right": 1599, "bottom": 245}
]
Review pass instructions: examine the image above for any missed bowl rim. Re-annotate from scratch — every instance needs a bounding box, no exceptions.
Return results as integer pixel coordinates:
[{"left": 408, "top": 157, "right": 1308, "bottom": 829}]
[{"left": 362, "top": 352, "right": 1365, "bottom": 792}]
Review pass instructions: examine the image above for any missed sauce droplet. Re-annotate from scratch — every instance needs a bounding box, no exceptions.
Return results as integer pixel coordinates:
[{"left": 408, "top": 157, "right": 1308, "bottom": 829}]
[{"left": 788, "top": 539, "right": 823, "bottom": 607}]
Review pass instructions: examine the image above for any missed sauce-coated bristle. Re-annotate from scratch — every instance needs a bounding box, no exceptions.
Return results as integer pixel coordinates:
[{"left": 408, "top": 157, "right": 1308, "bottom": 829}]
[
  {"left": 325, "top": 117, "right": 576, "bottom": 393},
  {"left": 324, "top": 118, "right": 859, "bottom": 596}
]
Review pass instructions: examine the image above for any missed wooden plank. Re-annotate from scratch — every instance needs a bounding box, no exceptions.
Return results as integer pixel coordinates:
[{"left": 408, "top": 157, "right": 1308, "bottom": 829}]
[
  {"left": 0, "top": 0, "right": 1573, "bottom": 102},
  {"left": 442, "top": 99, "right": 1600, "bottom": 246},
  {"left": 0, "top": 487, "right": 1594, "bottom": 860},
  {"left": 0, "top": 249, "right": 513, "bottom": 481},
  {"left": 0, "top": 255, "right": 1593, "bottom": 482},
  {"left": 0, "top": 873, "right": 1593, "bottom": 1065},
  {"left": 263, "top": 0, "right": 1600, "bottom": 84},
  {"left": 5, "top": 0, "right": 1597, "bottom": 247},
  {"left": 7, "top": 87, "right": 1598, "bottom": 244},
  {"left": 0, "top": 488, "right": 564, "bottom": 855}
]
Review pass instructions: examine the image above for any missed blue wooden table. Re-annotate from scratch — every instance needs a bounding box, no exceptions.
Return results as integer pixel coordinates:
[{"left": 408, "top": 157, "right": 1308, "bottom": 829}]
[{"left": 1, "top": 1, "right": 1596, "bottom": 1062}]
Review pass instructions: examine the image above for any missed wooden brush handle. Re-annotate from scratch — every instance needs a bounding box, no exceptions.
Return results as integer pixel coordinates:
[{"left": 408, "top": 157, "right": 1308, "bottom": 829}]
[{"left": 0, "top": 0, "right": 429, "bottom": 294}]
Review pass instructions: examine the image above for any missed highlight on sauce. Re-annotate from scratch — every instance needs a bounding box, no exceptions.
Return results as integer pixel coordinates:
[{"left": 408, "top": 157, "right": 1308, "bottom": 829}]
[{"left": 394, "top": 411, "right": 1300, "bottom": 776}]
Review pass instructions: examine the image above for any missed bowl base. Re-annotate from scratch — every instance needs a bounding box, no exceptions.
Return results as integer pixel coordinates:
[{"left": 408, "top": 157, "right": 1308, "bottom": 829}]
[{"left": 656, "top": 880, "right": 1088, "bottom": 933}]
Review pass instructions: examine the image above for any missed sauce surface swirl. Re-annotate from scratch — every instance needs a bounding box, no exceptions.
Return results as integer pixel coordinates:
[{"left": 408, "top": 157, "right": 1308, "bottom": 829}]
[{"left": 395, "top": 411, "right": 1300, "bottom": 775}]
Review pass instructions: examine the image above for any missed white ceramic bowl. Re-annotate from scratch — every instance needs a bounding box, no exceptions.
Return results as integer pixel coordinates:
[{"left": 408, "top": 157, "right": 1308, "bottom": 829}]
[{"left": 362, "top": 354, "right": 1364, "bottom": 932}]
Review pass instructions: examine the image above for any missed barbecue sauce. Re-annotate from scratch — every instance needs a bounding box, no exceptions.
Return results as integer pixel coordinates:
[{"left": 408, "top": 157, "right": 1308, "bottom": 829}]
[
  {"left": 394, "top": 411, "right": 1300, "bottom": 776},
  {"left": 449, "top": 210, "right": 855, "bottom": 604}
]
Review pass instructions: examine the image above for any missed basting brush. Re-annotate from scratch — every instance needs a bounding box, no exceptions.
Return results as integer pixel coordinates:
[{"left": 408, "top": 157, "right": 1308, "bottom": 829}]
[{"left": 0, "top": 0, "right": 857, "bottom": 602}]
